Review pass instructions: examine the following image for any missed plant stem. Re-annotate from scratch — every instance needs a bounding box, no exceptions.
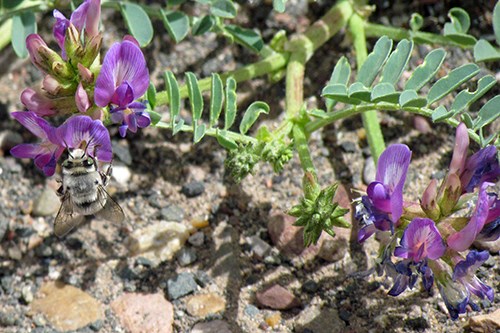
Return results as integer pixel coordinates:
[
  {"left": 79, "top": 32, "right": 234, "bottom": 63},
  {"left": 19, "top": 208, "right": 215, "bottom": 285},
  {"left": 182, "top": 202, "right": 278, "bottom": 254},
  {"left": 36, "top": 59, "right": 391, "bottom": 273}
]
[
  {"left": 293, "top": 124, "right": 316, "bottom": 176},
  {"left": 349, "top": 12, "right": 386, "bottom": 162}
]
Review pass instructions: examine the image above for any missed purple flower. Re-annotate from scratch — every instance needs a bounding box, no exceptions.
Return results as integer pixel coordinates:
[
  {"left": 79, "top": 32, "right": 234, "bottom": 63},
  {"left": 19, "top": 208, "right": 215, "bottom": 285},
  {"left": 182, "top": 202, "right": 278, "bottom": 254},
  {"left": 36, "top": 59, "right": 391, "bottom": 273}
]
[
  {"left": 437, "top": 278, "right": 469, "bottom": 320},
  {"left": 10, "top": 112, "right": 64, "bottom": 176},
  {"left": 355, "top": 144, "right": 411, "bottom": 242},
  {"left": 448, "top": 182, "right": 492, "bottom": 252},
  {"left": 460, "top": 146, "right": 500, "bottom": 193},
  {"left": 57, "top": 115, "right": 112, "bottom": 162},
  {"left": 394, "top": 218, "right": 446, "bottom": 262},
  {"left": 94, "top": 39, "right": 150, "bottom": 136},
  {"left": 453, "top": 250, "right": 494, "bottom": 305},
  {"left": 21, "top": 88, "right": 57, "bottom": 116},
  {"left": 53, "top": 0, "right": 101, "bottom": 57},
  {"left": 387, "top": 260, "right": 434, "bottom": 296}
]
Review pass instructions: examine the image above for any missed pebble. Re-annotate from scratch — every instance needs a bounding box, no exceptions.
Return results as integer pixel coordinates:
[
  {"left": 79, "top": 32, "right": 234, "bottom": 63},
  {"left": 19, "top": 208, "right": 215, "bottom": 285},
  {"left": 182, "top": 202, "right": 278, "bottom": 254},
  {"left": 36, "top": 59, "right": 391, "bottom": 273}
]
[
  {"left": 126, "top": 221, "right": 190, "bottom": 266},
  {"left": 246, "top": 235, "right": 272, "bottom": 259},
  {"left": 30, "top": 281, "right": 104, "bottom": 332},
  {"left": 244, "top": 304, "right": 260, "bottom": 318},
  {"left": 188, "top": 231, "right": 205, "bottom": 247},
  {"left": 88, "top": 319, "right": 104, "bottom": 331},
  {"left": 176, "top": 247, "right": 197, "bottom": 266},
  {"left": 264, "top": 312, "right": 282, "bottom": 328},
  {"left": 0, "top": 130, "right": 22, "bottom": 152},
  {"left": 295, "top": 305, "right": 346, "bottom": 333},
  {"left": 0, "top": 312, "right": 17, "bottom": 326},
  {"left": 111, "top": 292, "right": 174, "bottom": 333},
  {"left": 255, "top": 284, "right": 300, "bottom": 310},
  {"left": 32, "top": 186, "right": 60, "bottom": 217},
  {"left": 340, "top": 141, "right": 357, "bottom": 153},
  {"left": 302, "top": 280, "right": 319, "bottom": 293},
  {"left": 363, "top": 157, "right": 376, "bottom": 185},
  {"left": 191, "top": 320, "right": 232, "bottom": 333},
  {"left": 181, "top": 181, "right": 205, "bottom": 198},
  {"left": 21, "top": 285, "right": 34, "bottom": 304},
  {"left": 111, "top": 141, "right": 132, "bottom": 165},
  {"left": 160, "top": 205, "right": 185, "bottom": 222},
  {"left": 166, "top": 272, "right": 198, "bottom": 300},
  {"left": 193, "top": 271, "right": 211, "bottom": 288},
  {"left": 468, "top": 308, "right": 500, "bottom": 332},
  {"left": 111, "top": 165, "right": 131, "bottom": 186},
  {"left": 185, "top": 293, "right": 226, "bottom": 317}
]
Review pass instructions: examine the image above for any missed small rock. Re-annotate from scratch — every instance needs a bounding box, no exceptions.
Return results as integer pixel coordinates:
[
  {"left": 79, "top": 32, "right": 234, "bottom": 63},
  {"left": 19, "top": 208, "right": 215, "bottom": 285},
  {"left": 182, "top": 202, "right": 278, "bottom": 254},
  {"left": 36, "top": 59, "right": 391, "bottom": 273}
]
[
  {"left": 126, "top": 221, "right": 190, "bottom": 267},
  {"left": 0, "top": 312, "right": 17, "bottom": 326},
  {"left": 244, "top": 304, "right": 260, "bottom": 318},
  {"left": 176, "top": 247, "right": 197, "bottom": 266},
  {"left": 111, "top": 141, "right": 132, "bottom": 165},
  {"left": 0, "top": 130, "right": 22, "bottom": 152},
  {"left": 296, "top": 305, "right": 346, "bottom": 333},
  {"left": 135, "top": 257, "right": 154, "bottom": 267},
  {"left": 21, "top": 284, "right": 34, "bottom": 303},
  {"left": 340, "top": 141, "right": 357, "bottom": 153},
  {"left": 363, "top": 157, "right": 376, "bottom": 185},
  {"left": 167, "top": 272, "right": 198, "bottom": 300},
  {"left": 181, "top": 181, "right": 205, "bottom": 198},
  {"left": 190, "top": 215, "right": 209, "bottom": 228},
  {"left": 193, "top": 271, "right": 211, "bottom": 288},
  {"left": 185, "top": 293, "right": 226, "bottom": 317},
  {"left": 32, "top": 186, "right": 60, "bottom": 217},
  {"left": 255, "top": 284, "right": 300, "bottom": 310},
  {"left": 111, "top": 165, "right": 131, "bottom": 186},
  {"left": 88, "top": 319, "right": 104, "bottom": 331},
  {"left": 468, "top": 308, "right": 500, "bottom": 332},
  {"left": 111, "top": 292, "right": 174, "bottom": 333},
  {"left": 405, "top": 317, "right": 429, "bottom": 331},
  {"left": 302, "top": 280, "right": 319, "bottom": 293},
  {"left": 160, "top": 205, "right": 185, "bottom": 222},
  {"left": 264, "top": 312, "right": 282, "bottom": 328},
  {"left": 246, "top": 235, "right": 272, "bottom": 259},
  {"left": 191, "top": 320, "right": 232, "bottom": 333},
  {"left": 30, "top": 281, "right": 104, "bottom": 332},
  {"left": 188, "top": 232, "right": 205, "bottom": 247},
  {"left": 8, "top": 246, "right": 22, "bottom": 260}
]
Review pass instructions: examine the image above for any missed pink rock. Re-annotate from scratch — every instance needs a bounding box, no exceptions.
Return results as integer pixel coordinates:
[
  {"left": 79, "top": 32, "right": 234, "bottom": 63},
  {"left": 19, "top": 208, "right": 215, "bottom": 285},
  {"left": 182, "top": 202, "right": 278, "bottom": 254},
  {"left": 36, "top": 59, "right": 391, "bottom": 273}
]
[
  {"left": 256, "top": 284, "right": 300, "bottom": 310},
  {"left": 468, "top": 308, "right": 500, "bottom": 332},
  {"left": 111, "top": 293, "right": 174, "bottom": 333},
  {"left": 267, "top": 212, "right": 310, "bottom": 257},
  {"left": 474, "top": 238, "right": 500, "bottom": 253}
]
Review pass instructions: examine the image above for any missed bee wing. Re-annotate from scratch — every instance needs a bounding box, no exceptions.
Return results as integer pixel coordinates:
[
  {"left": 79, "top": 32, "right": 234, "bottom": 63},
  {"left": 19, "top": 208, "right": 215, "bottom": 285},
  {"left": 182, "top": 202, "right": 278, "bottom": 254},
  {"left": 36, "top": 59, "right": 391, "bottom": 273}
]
[
  {"left": 54, "top": 193, "right": 85, "bottom": 237},
  {"left": 94, "top": 186, "right": 125, "bottom": 224}
]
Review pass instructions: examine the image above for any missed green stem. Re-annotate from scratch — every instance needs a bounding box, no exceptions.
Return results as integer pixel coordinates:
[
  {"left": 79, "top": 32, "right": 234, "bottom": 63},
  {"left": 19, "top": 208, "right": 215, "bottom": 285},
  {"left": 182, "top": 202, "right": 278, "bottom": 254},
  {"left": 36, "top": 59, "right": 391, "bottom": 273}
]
[
  {"left": 285, "top": 37, "right": 307, "bottom": 118},
  {"left": 293, "top": 124, "right": 316, "bottom": 176},
  {"left": 155, "top": 121, "right": 258, "bottom": 145},
  {"left": 305, "top": 103, "right": 482, "bottom": 144},
  {"left": 348, "top": 13, "right": 386, "bottom": 161}
]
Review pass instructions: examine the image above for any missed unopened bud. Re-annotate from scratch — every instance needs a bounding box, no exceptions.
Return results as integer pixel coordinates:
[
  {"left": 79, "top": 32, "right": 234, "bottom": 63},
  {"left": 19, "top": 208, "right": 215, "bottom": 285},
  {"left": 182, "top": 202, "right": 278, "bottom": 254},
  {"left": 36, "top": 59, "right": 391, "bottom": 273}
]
[
  {"left": 26, "top": 34, "right": 67, "bottom": 76},
  {"left": 42, "top": 75, "right": 74, "bottom": 96},
  {"left": 85, "top": 0, "right": 101, "bottom": 37},
  {"left": 421, "top": 179, "right": 441, "bottom": 221},
  {"left": 303, "top": 172, "right": 320, "bottom": 201},
  {"left": 438, "top": 173, "right": 462, "bottom": 216},
  {"left": 75, "top": 83, "right": 90, "bottom": 113},
  {"left": 20, "top": 88, "right": 57, "bottom": 116},
  {"left": 77, "top": 63, "right": 94, "bottom": 83},
  {"left": 81, "top": 34, "right": 102, "bottom": 68}
]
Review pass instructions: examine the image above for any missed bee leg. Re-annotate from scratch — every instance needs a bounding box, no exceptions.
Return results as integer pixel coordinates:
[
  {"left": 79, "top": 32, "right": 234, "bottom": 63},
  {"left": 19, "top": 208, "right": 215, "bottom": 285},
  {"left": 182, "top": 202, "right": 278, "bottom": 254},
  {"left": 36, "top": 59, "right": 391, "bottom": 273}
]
[
  {"left": 56, "top": 184, "right": 64, "bottom": 197},
  {"left": 100, "top": 160, "right": 113, "bottom": 186}
]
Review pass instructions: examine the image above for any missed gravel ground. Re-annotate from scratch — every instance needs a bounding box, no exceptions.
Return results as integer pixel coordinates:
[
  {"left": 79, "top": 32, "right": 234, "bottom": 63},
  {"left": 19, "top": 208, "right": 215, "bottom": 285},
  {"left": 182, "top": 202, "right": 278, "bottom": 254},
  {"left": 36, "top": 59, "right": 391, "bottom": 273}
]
[{"left": 0, "top": 1, "right": 498, "bottom": 333}]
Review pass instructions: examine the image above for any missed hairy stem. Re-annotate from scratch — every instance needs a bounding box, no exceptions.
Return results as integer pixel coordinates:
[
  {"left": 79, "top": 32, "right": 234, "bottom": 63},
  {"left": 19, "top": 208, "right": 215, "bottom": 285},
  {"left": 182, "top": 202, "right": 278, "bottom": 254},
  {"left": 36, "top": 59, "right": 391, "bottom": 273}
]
[{"left": 293, "top": 124, "right": 316, "bottom": 176}]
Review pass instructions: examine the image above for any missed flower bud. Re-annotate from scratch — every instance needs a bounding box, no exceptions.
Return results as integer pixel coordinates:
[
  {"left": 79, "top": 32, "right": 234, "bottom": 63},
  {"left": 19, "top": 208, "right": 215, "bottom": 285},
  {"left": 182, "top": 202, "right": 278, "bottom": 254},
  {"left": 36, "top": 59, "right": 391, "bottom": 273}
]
[
  {"left": 26, "top": 34, "right": 68, "bottom": 76},
  {"left": 77, "top": 63, "right": 94, "bottom": 83},
  {"left": 421, "top": 179, "right": 441, "bottom": 221},
  {"left": 64, "top": 24, "right": 84, "bottom": 64},
  {"left": 303, "top": 171, "right": 320, "bottom": 201},
  {"left": 81, "top": 34, "right": 102, "bottom": 68},
  {"left": 21, "top": 88, "right": 57, "bottom": 116},
  {"left": 438, "top": 174, "right": 462, "bottom": 216},
  {"left": 42, "top": 75, "right": 74, "bottom": 96},
  {"left": 75, "top": 83, "right": 90, "bottom": 113},
  {"left": 449, "top": 123, "right": 469, "bottom": 175},
  {"left": 85, "top": 0, "right": 101, "bottom": 37}
]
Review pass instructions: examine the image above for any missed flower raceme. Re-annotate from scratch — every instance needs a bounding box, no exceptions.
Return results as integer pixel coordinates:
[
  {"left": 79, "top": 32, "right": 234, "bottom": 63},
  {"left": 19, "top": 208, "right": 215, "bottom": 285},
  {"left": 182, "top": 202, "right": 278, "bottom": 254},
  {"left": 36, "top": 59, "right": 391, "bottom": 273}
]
[{"left": 355, "top": 124, "right": 499, "bottom": 320}]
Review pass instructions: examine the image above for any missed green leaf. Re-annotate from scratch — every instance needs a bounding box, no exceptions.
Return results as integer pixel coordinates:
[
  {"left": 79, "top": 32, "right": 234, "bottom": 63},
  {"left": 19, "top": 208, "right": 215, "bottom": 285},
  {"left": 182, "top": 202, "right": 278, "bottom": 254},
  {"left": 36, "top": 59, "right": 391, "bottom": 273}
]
[
  {"left": 494, "top": 1, "right": 500, "bottom": 45},
  {"left": 431, "top": 105, "right": 453, "bottom": 122},
  {"left": 307, "top": 109, "right": 329, "bottom": 119},
  {"left": 348, "top": 82, "right": 371, "bottom": 102},
  {"left": 474, "top": 39, "right": 500, "bottom": 62},
  {"left": 399, "top": 90, "right": 427, "bottom": 108},
  {"left": 161, "top": 10, "right": 189, "bottom": 43},
  {"left": 427, "top": 63, "right": 480, "bottom": 105},
  {"left": 168, "top": 0, "right": 187, "bottom": 5},
  {"left": 147, "top": 82, "right": 157, "bottom": 109},
  {"left": 194, "top": 123, "right": 206, "bottom": 143},
  {"left": 380, "top": 39, "right": 413, "bottom": 85},
  {"left": 444, "top": 33, "right": 477, "bottom": 47},
  {"left": 192, "top": 15, "right": 215, "bottom": 35},
  {"left": 225, "top": 77, "right": 237, "bottom": 130},
  {"left": 451, "top": 75, "right": 496, "bottom": 114},
  {"left": 147, "top": 110, "right": 162, "bottom": 125},
  {"left": 357, "top": 36, "right": 392, "bottom": 86},
  {"left": 461, "top": 113, "right": 474, "bottom": 128},
  {"left": 210, "top": 73, "right": 224, "bottom": 127},
  {"left": 405, "top": 49, "right": 446, "bottom": 91},
  {"left": 329, "top": 56, "right": 351, "bottom": 86},
  {"left": 185, "top": 72, "right": 204, "bottom": 123},
  {"left": 120, "top": 3, "right": 153, "bottom": 47},
  {"left": 239, "top": 101, "right": 269, "bottom": 134},
  {"left": 474, "top": 95, "right": 500, "bottom": 130},
  {"left": 322, "top": 84, "right": 358, "bottom": 104},
  {"left": 224, "top": 25, "right": 263, "bottom": 53},
  {"left": 216, "top": 129, "right": 238, "bottom": 150},
  {"left": 11, "top": 12, "right": 36, "bottom": 58},
  {"left": 164, "top": 70, "right": 181, "bottom": 129},
  {"left": 173, "top": 118, "right": 185, "bottom": 135},
  {"left": 273, "top": 0, "right": 287, "bottom": 13},
  {"left": 410, "top": 13, "right": 423, "bottom": 31},
  {"left": 444, "top": 8, "right": 470, "bottom": 34},
  {"left": 370, "top": 83, "right": 400, "bottom": 103},
  {"left": 210, "top": 0, "right": 236, "bottom": 18}
]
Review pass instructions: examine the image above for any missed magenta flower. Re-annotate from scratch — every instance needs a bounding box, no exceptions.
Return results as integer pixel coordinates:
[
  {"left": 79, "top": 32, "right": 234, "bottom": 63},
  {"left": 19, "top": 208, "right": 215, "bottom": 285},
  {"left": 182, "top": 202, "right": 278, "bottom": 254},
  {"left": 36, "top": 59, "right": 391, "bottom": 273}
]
[
  {"left": 460, "top": 146, "right": 500, "bottom": 193},
  {"left": 21, "top": 88, "right": 57, "bottom": 117},
  {"left": 447, "top": 182, "right": 492, "bottom": 252},
  {"left": 10, "top": 112, "right": 64, "bottom": 176},
  {"left": 94, "top": 39, "right": 150, "bottom": 137},
  {"left": 394, "top": 218, "right": 446, "bottom": 262},
  {"left": 355, "top": 144, "right": 412, "bottom": 241},
  {"left": 453, "top": 250, "right": 494, "bottom": 306}
]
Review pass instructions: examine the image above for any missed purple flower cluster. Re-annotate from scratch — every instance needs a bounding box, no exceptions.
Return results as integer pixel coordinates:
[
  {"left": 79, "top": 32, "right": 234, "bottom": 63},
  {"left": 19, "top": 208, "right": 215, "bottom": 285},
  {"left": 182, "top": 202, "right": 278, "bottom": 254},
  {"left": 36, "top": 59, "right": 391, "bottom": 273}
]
[
  {"left": 355, "top": 123, "right": 500, "bottom": 320},
  {"left": 11, "top": 0, "right": 151, "bottom": 175}
]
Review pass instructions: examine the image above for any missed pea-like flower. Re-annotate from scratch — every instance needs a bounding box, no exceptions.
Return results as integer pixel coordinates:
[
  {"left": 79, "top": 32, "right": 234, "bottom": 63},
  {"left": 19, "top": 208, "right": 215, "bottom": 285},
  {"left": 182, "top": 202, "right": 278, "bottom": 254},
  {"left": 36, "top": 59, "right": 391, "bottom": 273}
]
[
  {"left": 394, "top": 218, "right": 446, "bottom": 262},
  {"left": 94, "top": 39, "right": 151, "bottom": 137}
]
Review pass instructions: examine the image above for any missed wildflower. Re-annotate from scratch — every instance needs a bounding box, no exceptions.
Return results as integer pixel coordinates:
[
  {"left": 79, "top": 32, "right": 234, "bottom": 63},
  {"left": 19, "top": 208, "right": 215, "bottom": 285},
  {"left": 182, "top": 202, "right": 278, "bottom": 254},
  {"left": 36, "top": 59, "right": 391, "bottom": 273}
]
[
  {"left": 94, "top": 39, "right": 150, "bottom": 137},
  {"left": 394, "top": 218, "right": 446, "bottom": 262},
  {"left": 10, "top": 111, "right": 64, "bottom": 176},
  {"left": 437, "top": 276, "right": 469, "bottom": 320},
  {"left": 460, "top": 146, "right": 500, "bottom": 193},
  {"left": 356, "top": 144, "right": 412, "bottom": 241},
  {"left": 21, "top": 88, "right": 57, "bottom": 116}
]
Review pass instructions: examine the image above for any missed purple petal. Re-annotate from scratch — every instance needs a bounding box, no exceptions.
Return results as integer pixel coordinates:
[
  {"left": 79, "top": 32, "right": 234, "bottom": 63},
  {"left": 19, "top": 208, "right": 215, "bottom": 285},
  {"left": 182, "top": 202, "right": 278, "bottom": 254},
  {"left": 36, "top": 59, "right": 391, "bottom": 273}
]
[
  {"left": 11, "top": 111, "right": 54, "bottom": 140},
  {"left": 395, "top": 218, "right": 445, "bottom": 262},
  {"left": 135, "top": 112, "right": 151, "bottom": 128},
  {"left": 21, "top": 88, "right": 57, "bottom": 116},
  {"left": 375, "top": 144, "right": 412, "bottom": 222},
  {"left": 75, "top": 83, "right": 90, "bottom": 113},
  {"left": 449, "top": 123, "right": 469, "bottom": 175},
  {"left": 52, "top": 10, "right": 69, "bottom": 52},
  {"left": 94, "top": 40, "right": 149, "bottom": 107},
  {"left": 118, "top": 124, "right": 128, "bottom": 138},
  {"left": 438, "top": 280, "right": 469, "bottom": 320},
  {"left": 126, "top": 113, "right": 138, "bottom": 133},
  {"left": 110, "top": 110, "right": 125, "bottom": 124},
  {"left": 84, "top": 0, "right": 101, "bottom": 37},
  {"left": 460, "top": 146, "right": 500, "bottom": 193},
  {"left": 448, "top": 183, "right": 492, "bottom": 251},
  {"left": 10, "top": 143, "right": 44, "bottom": 159},
  {"left": 111, "top": 82, "right": 134, "bottom": 107},
  {"left": 453, "top": 250, "right": 494, "bottom": 302},
  {"left": 367, "top": 181, "right": 391, "bottom": 213},
  {"left": 69, "top": 0, "right": 90, "bottom": 31}
]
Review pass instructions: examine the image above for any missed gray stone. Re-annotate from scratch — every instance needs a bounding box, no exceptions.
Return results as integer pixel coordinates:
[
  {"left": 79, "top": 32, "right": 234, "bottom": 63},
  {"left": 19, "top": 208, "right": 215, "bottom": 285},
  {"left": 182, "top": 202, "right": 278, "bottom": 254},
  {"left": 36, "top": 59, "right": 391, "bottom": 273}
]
[
  {"left": 188, "top": 231, "right": 205, "bottom": 247},
  {"left": 191, "top": 320, "right": 232, "bottom": 333},
  {"left": 32, "top": 186, "right": 60, "bottom": 217},
  {"left": 363, "top": 157, "right": 376, "bottom": 185},
  {"left": 246, "top": 235, "right": 271, "bottom": 259},
  {"left": 181, "top": 181, "right": 205, "bottom": 198},
  {"left": 244, "top": 304, "right": 260, "bottom": 318},
  {"left": 176, "top": 247, "right": 197, "bottom": 266},
  {"left": 167, "top": 272, "right": 198, "bottom": 300},
  {"left": 111, "top": 141, "right": 132, "bottom": 165},
  {"left": 160, "top": 205, "right": 185, "bottom": 222},
  {"left": 0, "top": 130, "right": 22, "bottom": 152}
]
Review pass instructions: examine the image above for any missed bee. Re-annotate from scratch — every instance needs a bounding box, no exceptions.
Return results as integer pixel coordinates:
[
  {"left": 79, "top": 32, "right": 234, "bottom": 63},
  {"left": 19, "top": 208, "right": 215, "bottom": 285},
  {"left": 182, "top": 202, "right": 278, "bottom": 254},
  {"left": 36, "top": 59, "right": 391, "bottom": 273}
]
[{"left": 54, "top": 148, "right": 125, "bottom": 237}]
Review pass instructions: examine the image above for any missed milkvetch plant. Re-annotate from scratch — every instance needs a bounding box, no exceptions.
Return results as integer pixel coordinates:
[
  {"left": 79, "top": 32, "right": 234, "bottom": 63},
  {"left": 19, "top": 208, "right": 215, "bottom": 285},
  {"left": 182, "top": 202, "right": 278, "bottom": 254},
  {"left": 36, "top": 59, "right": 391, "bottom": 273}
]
[{"left": 4, "top": 0, "right": 499, "bottom": 321}]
